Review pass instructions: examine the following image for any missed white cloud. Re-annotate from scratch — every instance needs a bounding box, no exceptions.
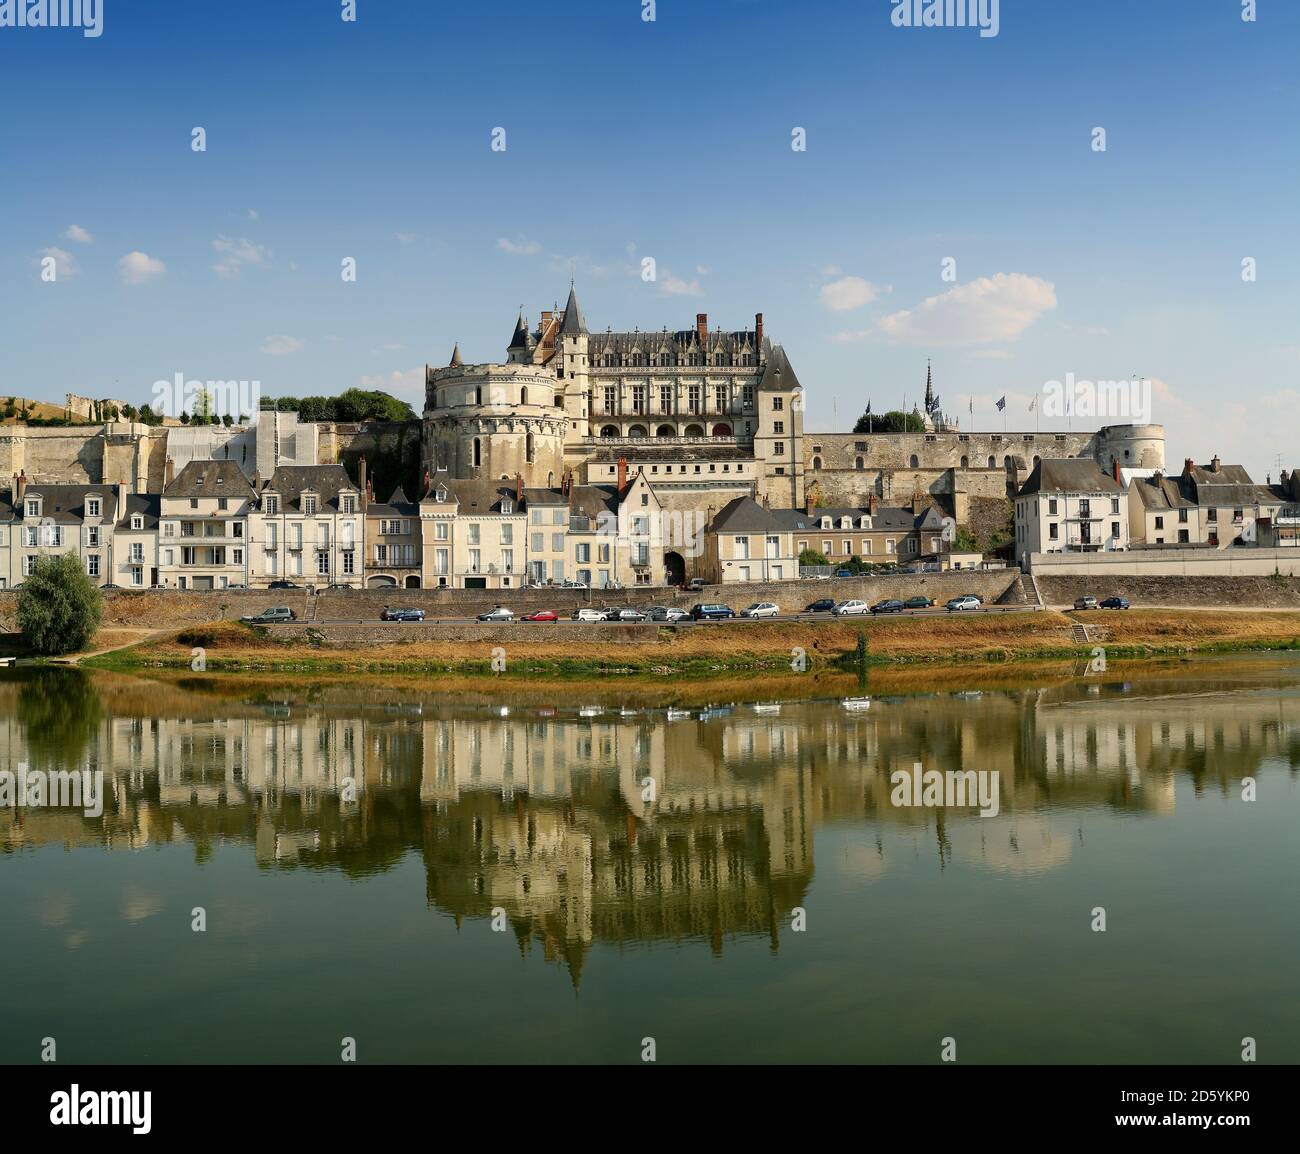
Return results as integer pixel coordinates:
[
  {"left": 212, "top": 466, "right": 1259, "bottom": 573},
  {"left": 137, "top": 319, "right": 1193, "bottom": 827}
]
[
  {"left": 64, "top": 224, "right": 94, "bottom": 245},
  {"left": 119, "top": 251, "right": 165, "bottom": 285},
  {"left": 819, "top": 276, "right": 886, "bottom": 312},
  {"left": 260, "top": 335, "right": 304, "bottom": 356},
  {"left": 660, "top": 269, "right": 703, "bottom": 297},
  {"left": 212, "top": 235, "right": 269, "bottom": 277},
  {"left": 244, "top": 209, "right": 259, "bottom": 221},
  {"left": 875, "top": 273, "right": 1057, "bottom": 345},
  {"left": 38, "top": 246, "right": 79, "bottom": 278},
  {"left": 497, "top": 235, "right": 542, "bottom": 256},
  {"left": 394, "top": 231, "right": 419, "bottom": 245}
]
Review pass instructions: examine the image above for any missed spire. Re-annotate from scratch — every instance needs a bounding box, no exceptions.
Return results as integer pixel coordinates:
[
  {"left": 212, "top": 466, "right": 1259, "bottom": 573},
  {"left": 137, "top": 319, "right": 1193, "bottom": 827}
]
[
  {"left": 449, "top": 343, "right": 463, "bottom": 368},
  {"left": 924, "top": 359, "right": 934, "bottom": 413},
  {"left": 559, "top": 284, "right": 587, "bottom": 336},
  {"left": 508, "top": 310, "right": 529, "bottom": 351}
]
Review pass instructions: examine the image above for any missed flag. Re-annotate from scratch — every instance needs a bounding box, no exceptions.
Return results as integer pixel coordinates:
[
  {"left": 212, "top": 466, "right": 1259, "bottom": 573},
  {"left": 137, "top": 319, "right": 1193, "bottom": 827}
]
[
  {"left": 996, "top": 396, "right": 1006, "bottom": 411},
  {"left": 969, "top": 397, "right": 973, "bottom": 414},
  {"left": 1028, "top": 396, "right": 1037, "bottom": 412}
]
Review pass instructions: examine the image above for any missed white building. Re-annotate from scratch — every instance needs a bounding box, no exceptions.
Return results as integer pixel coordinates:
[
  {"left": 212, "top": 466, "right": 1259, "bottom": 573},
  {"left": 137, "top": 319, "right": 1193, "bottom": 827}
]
[
  {"left": 247, "top": 465, "right": 363, "bottom": 588},
  {"left": 1015, "top": 458, "right": 1129, "bottom": 570}
]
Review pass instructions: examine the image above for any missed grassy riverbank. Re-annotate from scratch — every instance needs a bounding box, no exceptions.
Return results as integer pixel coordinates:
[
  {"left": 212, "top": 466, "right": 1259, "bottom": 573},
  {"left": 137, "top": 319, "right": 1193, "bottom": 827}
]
[{"left": 76, "top": 607, "right": 1300, "bottom": 678}]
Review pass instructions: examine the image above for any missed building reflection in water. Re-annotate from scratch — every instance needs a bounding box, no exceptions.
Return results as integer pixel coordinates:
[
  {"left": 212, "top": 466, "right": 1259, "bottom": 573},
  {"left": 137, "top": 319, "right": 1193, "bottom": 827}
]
[{"left": 3, "top": 665, "right": 1299, "bottom": 978}]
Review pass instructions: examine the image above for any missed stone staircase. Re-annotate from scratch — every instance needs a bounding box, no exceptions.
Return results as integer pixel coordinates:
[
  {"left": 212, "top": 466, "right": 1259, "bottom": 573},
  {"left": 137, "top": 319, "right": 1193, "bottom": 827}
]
[{"left": 997, "top": 571, "right": 1043, "bottom": 609}]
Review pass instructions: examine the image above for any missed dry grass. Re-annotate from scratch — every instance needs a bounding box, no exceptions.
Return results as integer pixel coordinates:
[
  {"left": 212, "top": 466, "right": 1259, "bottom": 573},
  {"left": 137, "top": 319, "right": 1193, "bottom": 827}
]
[{"left": 83, "top": 607, "right": 1300, "bottom": 677}]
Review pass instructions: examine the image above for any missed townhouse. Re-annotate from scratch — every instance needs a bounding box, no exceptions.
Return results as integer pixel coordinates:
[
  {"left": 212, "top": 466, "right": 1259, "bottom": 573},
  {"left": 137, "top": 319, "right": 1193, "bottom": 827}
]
[
  {"left": 418, "top": 477, "right": 527, "bottom": 590},
  {"left": 1014, "top": 458, "right": 1129, "bottom": 570},
  {"left": 703, "top": 493, "right": 947, "bottom": 584},
  {"left": 1128, "top": 457, "right": 1286, "bottom": 549},
  {"left": 0, "top": 472, "right": 155, "bottom": 589},
  {"left": 158, "top": 460, "right": 257, "bottom": 590},
  {"left": 246, "top": 464, "right": 364, "bottom": 588},
  {"left": 365, "top": 485, "right": 421, "bottom": 589}
]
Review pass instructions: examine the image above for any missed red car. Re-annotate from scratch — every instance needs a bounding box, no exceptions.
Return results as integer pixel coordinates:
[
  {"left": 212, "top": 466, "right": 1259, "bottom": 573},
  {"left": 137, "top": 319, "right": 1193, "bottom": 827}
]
[{"left": 521, "top": 609, "right": 559, "bottom": 622}]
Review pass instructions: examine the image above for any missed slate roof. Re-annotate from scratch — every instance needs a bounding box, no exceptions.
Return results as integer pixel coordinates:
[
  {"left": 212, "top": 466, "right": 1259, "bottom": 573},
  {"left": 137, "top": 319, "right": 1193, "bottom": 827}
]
[
  {"left": 6, "top": 483, "right": 120, "bottom": 523},
  {"left": 568, "top": 484, "right": 619, "bottom": 526},
  {"left": 368, "top": 486, "right": 418, "bottom": 518},
  {"left": 165, "top": 459, "right": 258, "bottom": 500},
  {"left": 440, "top": 479, "right": 524, "bottom": 515},
  {"left": 1017, "top": 458, "right": 1122, "bottom": 497},
  {"left": 116, "top": 492, "right": 160, "bottom": 530},
  {"left": 758, "top": 343, "right": 802, "bottom": 393},
  {"left": 709, "top": 496, "right": 942, "bottom": 535},
  {"left": 261, "top": 465, "right": 358, "bottom": 513},
  {"left": 559, "top": 286, "right": 587, "bottom": 336}
]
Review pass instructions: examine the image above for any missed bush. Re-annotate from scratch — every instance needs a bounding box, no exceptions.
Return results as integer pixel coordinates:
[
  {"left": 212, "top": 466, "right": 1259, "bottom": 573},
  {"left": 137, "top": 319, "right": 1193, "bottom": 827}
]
[
  {"left": 799, "top": 548, "right": 829, "bottom": 567},
  {"left": 17, "top": 553, "right": 104, "bottom": 655}
]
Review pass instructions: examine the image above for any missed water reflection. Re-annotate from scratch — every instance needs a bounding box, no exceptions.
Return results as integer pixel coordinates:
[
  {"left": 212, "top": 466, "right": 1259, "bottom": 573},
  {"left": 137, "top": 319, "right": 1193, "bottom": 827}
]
[{"left": 3, "top": 661, "right": 1300, "bottom": 980}]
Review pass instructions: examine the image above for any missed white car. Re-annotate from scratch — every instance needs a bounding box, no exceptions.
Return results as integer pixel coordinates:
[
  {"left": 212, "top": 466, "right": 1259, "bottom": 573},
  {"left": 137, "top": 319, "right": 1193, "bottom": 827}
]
[
  {"left": 946, "top": 595, "right": 982, "bottom": 612},
  {"left": 649, "top": 606, "right": 689, "bottom": 623},
  {"left": 741, "top": 602, "right": 780, "bottom": 619},
  {"left": 573, "top": 608, "right": 608, "bottom": 622},
  {"left": 832, "top": 600, "right": 870, "bottom": 616}
]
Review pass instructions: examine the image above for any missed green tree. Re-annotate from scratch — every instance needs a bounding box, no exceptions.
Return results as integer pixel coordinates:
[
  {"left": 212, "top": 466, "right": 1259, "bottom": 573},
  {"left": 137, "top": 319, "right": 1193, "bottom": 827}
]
[
  {"left": 852, "top": 409, "right": 925, "bottom": 435},
  {"left": 222, "top": 413, "right": 234, "bottom": 427},
  {"left": 17, "top": 553, "right": 104, "bottom": 655},
  {"left": 799, "top": 548, "right": 829, "bottom": 567}
]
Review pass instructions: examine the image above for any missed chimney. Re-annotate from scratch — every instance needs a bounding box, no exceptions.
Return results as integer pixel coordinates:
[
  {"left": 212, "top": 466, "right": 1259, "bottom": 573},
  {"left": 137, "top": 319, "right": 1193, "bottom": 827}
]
[
  {"left": 868, "top": 492, "right": 879, "bottom": 517},
  {"left": 116, "top": 478, "right": 128, "bottom": 514},
  {"left": 1211, "top": 454, "right": 1221, "bottom": 474},
  {"left": 754, "top": 312, "right": 763, "bottom": 349},
  {"left": 911, "top": 490, "right": 925, "bottom": 514},
  {"left": 357, "top": 454, "right": 367, "bottom": 499},
  {"left": 515, "top": 472, "right": 523, "bottom": 503},
  {"left": 16, "top": 470, "right": 27, "bottom": 505},
  {"left": 696, "top": 313, "right": 708, "bottom": 345},
  {"left": 164, "top": 458, "right": 174, "bottom": 488},
  {"left": 617, "top": 457, "right": 628, "bottom": 492},
  {"left": 1112, "top": 458, "right": 1122, "bottom": 484},
  {"left": 1183, "top": 457, "right": 1194, "bottom": 480},
  {"left": 762, "top": 493, "right": 770, "bottom": 510}
]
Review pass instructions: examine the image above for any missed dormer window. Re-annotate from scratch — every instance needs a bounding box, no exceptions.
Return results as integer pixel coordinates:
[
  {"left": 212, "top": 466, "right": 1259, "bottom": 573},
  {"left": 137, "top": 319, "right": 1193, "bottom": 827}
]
[
  {"left": 840, "top": 517, "right": 851, "bottom": 530},
  {"left": 820, "top": 517, "right": 831, "bottom": 530},
  {"left": 435, "top": 486, "right": 447, "bottom": 503},
  {"left": 341, "top": 494, "right": 355, "bottom": 514},
  {"left": 501, "top": 498, "right": 513, "bottom": 515},
  {"left": 264, "top": 496, "right": 278, "bottom": 515},
  {"left": 87, "top": 498, "right": 101, "bottom": 518},
  {"left": 26, "top": 499, "right": 39, "bottom": 518},
  {"left": 859, "top": 516, "right": 870, "bottom": 529},
  {"left": 302, "top": 494, "right": 318, "bottom": 515},
  {"left": 131, "top": 515, "right": 143, "bottom": 530}
]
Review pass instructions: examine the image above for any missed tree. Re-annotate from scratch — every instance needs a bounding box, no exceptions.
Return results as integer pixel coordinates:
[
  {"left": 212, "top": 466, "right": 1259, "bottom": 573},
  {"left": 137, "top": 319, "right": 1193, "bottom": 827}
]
[
  {"left": 222, "top": 413, "right": 234, "bottom": 427},
  {"left": 179, "top": 411, "right": 190, "bottom": 424},
  {"left": 852, "top": 409, "right": 925, "bottom": 435},
  {"left": 137, "top": 403, "right": 160, "bottom": 425},
  {"left": 799, "top": 548, "right": 829, "bottom": 567},
  {"left": 17, "top": 553, "right": 104, "bottom": 655}
]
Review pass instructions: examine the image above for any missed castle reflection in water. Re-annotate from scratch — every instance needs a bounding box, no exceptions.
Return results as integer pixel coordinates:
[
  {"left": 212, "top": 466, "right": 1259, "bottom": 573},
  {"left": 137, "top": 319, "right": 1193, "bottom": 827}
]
[{"left": 3, "top": 664, "right": 1299, "bottom": 979}]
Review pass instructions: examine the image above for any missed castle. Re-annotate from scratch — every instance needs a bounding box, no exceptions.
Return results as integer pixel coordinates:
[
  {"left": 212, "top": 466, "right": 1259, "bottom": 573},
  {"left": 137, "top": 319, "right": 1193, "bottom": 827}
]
[{"left": 1, "top": 285, "right": 1166, "bottom": 530}]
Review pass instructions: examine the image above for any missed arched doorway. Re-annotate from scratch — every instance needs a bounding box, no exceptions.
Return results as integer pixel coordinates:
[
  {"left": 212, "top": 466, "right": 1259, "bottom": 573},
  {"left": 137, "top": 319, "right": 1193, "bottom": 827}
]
[
  {"left": 656, "top": 424, "right": 675, "bottom": 438},
  {"left": 600, "top": 425, "right": 618, "bottom": 438},
  {"left": 664, "top": 551, "right": 686, "bottom": 587},
  {"left": 368, "top": 575, "right": 397, "bottom": 588},
  {"left": 628, "top": 424, "right": 648, "bottom": 438},
  {"left": 684, "top": 424, "right": 704, "bottom": 437},
  {"left": 404, "top": 575, "right": 421, "bottom": 588},
  {"left": 711, "top": 423, "right": 732, "bottom": 436}
]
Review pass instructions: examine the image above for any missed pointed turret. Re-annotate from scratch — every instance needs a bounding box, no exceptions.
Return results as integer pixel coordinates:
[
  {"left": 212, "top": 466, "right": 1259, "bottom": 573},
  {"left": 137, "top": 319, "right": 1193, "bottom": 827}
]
[
  {"left": 449, "top": 343, "right": 463, "bottom": 368},
  {"left": 924, "top": 359, "right": 935, "bottom": 413},
  {"left": 508, "top": 311, "right": 529, "bottom": 352},
  {"left": 559, "top": 284, "right": 587, "bottom": 336}
]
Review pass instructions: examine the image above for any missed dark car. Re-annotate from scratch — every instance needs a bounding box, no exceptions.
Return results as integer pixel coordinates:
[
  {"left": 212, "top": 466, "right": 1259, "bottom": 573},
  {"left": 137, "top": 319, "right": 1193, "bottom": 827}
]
[
  {"left": 805, "top": 598, "right": 836, "bottom": 613},
  {"left": 392, "top": 608, "right": 426, "bottom": 622},
  {"left": 871, "top": 599, "right": 905, "bottom": 615},
  {"left": 1100, "top": 596, "right": 1131, "bottom": 610},
  {"left": 608, "top": 608, "right": 648, "bottom": 622},
  {"left": 268, "top": 580, "right": 300, "bottom": 590},
  {"left": 691, "top": 603, "right": 736, "bottom": 620},
  {"left": 835, "top": 568, "right": 854, "bottom": 578},
  {"left": 904, "top": 595, "right": 934, "bottom": 609}
]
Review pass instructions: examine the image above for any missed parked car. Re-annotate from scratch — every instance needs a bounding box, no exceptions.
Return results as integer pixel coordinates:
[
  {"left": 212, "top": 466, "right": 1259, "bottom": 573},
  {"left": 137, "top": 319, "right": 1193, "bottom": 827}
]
[
  {"left": 608, "top": 608, "right": 648, "bottom": 622},
  {"left": 268, "top": 580, "right": 300, "bottom": 590},
  {"left": 805, "top": 598, "right": 836, "bottom": 613},
  {"left": 390, "top": 608, "right": 426, "bottom": 623},
  {"left": 686, "top": 577, "right": 707, "bottom": 591},
  {"left": 648, "top": 606, "right": 690, "bottom": 623},
  {"left": 241, "top": 607, "right": 295, "bottom": 625},
  {"left": 1100, "top": 596, "right": 1131, "bottom": 610},
  {"left": 476, "top": 606, "right": 515, "bottom": 622},
  {"left": 870, "top": 599, "right": 904, "bottom": 615},
  {"left": 691, "top": 603, "right": 736, "bottom": 620},
  {"left": 741, "top": 602, "right": 780, "bottom": 619},
  {"left": 832, "top": 599, "right": 870, "bottom": 616},
  {"left": 946, "top": 595, "right": 982, "bottom": 612},
  {"left": 835, "top": 568, "right": 854, "bottom": 578},
  {"left": 560, "top": 579, "right": 588, "bottom": 589},
  {"left": 574, "top": 608, "right": 609, "bottom": 623},
  {"left": 522, "top": 609, "right": 559, "bottom": 622},
  {"left": 380, "top": 606, "right": 407, "bottom": 621},
  {"left": 904, "top": 595, "right": 935, "bottom": 609},
  {"left": 1074, "top": 595, "right": 1099, "bottom": 610}
]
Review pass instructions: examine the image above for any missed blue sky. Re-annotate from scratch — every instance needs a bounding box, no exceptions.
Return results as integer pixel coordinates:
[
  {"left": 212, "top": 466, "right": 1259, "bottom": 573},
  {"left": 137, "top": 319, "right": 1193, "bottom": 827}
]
[{"left": 1, "top": 0, "right": 1296, "bottom": 478}]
